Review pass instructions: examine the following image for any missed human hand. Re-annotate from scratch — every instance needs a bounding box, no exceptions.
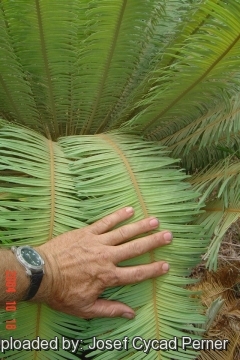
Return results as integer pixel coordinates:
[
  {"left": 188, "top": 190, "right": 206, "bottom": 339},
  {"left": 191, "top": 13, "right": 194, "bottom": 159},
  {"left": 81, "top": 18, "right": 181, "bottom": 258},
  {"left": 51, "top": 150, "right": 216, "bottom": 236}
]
[{"left": 33, "top": 207, "right": 172, "bottom": 319}]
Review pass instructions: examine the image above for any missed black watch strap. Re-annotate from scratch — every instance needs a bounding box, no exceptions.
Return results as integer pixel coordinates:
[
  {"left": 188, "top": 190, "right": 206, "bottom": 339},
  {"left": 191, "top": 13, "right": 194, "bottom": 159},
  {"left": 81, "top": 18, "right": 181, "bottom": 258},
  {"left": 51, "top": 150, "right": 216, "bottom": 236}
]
[{"left": 23, "top": 271, "right": 44, "bottom": 301}]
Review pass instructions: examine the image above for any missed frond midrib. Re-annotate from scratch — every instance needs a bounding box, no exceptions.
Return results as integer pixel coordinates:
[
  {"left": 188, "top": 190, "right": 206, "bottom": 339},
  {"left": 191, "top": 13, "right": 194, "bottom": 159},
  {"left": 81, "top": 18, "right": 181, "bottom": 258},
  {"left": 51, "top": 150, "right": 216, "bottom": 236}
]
[
  {"left": 188, "top": 130, "right": 240, "bottom": 155},
  {"left": 97, "top": 133, "right": 161, "bottom": 350},
  {"left": 164, "top": 107, "right": 240, "bottom": 150},
  {"left": 205, "top": 207, "right": 240, "bottom": 213},
  {"left": 47, "top": 139, "right": 56, "bottom": 241},
  {"left": 82, "top": 0, "right": 128, "bottom": 135},
  {"left": 35, "top": 0, "right": 58, "bottom": 137},
  {"left": 189, "top": 167, "right": 239, "bottom": 185}
]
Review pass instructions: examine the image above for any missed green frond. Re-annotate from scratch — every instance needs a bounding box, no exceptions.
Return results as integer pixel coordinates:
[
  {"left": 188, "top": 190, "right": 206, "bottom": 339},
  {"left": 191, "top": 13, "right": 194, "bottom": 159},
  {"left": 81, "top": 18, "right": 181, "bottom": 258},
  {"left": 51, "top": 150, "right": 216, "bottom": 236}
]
[
  {"left": 101, "top": 0, "right": 195, "bottom": 131},
  {"left": 198, "top": 196, "right": 240, "bottom": 271},
  {"left": 0, "top": 124, "right": 210, "bottom": 359},
  {"left": 0, "top": 0, "right": 89, "bottom": 138},
  {"left": 0, "top": 3, "right": 41, "bottom": 128},
  {"left": 4, "top": 0, "right": 240, "bottom": 139},
  {"left": 122, "top": 0, "right": 240, "bottom": 135},
  {"left": 59, "top": 132, "right": 209, "bottom": 360},
  {"left": 113, "top": 0, "right": 219, "bottom": 128},
  {"left": 156, "top": 0, "right": 221, "bottom": 70},
  {"left": 79, "top": 0, "right": 167, "bottom": 135},
  {"left": 0, "top": 125, "right": 210, "bottom": 359},
  {"left": 153, "top": 92, "right": 240, "bottom": 170},
  {"left": 0, "top": 122, "right": 88, "bottom": 359},
  {"left": 0, "top": 120, "right": 85, "bottom": 245},
  {"left": 189, "top": 158, "right": 240, "bottom": 270},
  {"left": 189, "top": 158, "right": 240, "bottom": 206},
  {"left": 179, "top": 139, "right": 240, "bottom": 174},
  {"left": 0, "top": 0, "right": 169, "bottom": 137}
]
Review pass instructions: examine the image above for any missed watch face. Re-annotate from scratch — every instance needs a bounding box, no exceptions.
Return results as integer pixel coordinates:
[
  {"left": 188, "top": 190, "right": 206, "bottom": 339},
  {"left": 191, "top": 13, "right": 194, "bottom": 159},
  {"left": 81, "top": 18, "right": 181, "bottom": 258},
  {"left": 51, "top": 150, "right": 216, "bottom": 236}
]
[{"left": 20, "top": 247, "right": 42, "bottom": 267}]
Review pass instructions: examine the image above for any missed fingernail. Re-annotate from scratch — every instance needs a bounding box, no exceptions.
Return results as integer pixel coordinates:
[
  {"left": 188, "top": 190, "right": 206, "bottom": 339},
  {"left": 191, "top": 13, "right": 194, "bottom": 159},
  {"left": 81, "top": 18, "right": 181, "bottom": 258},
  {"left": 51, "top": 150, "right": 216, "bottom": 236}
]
[
  {"left": 126, "top": 207, "right": 134, "bottom": 214},
  {"left": 149, "top": 218, "right": 159, "bottom": 227},
  {"left": 163, "top": 232, "right": 172, "bottom": 243},
  {"left": 162, "top": 263, "right": 169, "bottom": 272},
  {"left": 122, "top": 312, "right": 135, "bottom": 319}
]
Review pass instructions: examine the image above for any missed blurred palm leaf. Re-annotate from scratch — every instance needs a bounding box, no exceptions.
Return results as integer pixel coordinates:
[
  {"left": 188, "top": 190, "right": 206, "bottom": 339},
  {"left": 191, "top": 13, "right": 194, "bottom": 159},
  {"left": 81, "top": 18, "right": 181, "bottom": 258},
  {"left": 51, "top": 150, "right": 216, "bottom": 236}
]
[
  {"left": 189, "top": 158, "right": 240, "bottom": 270},
  {"left": 157, "top": 93, "right": 240, "bottom": 170}
]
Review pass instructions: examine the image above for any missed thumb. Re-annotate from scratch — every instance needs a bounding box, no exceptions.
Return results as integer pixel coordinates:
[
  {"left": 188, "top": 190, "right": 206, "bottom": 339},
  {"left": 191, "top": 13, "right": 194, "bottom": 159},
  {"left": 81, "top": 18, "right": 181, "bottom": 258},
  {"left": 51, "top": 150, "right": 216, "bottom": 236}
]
[{"left": 89, "top": 299, "right": 135, "bottom": 319}]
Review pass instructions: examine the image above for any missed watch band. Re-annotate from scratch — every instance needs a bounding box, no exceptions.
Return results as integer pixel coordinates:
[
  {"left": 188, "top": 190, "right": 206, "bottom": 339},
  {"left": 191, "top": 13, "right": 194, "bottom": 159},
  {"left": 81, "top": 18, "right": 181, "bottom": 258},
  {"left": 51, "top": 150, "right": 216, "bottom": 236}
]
[
  {"left": 23, "top": 271, "right": 44, "bottom": 301},
  {"left": 11, "top": 245, "right": 45, "bottom": 301}
]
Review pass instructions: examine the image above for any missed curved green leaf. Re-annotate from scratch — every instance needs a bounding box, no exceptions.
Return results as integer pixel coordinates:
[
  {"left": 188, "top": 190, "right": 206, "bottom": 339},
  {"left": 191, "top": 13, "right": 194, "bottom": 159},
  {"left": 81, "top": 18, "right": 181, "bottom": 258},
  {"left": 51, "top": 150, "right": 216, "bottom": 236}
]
[{"left": 60, "top": 132, "right": 209, "bottom": 360}]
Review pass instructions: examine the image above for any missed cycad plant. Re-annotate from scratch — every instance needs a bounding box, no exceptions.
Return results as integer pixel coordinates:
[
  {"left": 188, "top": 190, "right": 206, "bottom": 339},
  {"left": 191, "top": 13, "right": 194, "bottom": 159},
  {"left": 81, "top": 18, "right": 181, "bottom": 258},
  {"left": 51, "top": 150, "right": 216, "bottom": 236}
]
[{"left": 0, "top": 1, "right": 239, "bottom": 360}]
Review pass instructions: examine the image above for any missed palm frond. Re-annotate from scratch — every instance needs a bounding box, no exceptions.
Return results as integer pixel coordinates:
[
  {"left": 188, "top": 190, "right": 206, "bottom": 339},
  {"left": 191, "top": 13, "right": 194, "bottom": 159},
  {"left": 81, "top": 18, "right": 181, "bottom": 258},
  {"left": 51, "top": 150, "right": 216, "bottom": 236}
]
[
  {"left": 99, "top": 0, "right": 195, "bottom": 132},
  {"left": 106, "top": 0, "right": 221, "bottom": 131},
  {"left": 189, "top": 158, "right": 240, "bottom": 270},
  {"left": 0, "top": 121, "right": 88, "bottom": 359},
  {"left": 0, "top": 125, "right": 210, "bottom": 359},
  {"left": 0, "top": 0, "right": 90, "bottom": 137},
  {"left": 121, "top": 0, "right": 240, "bottom": 135},
  {"left": 149, "top": 92, "right": 240, "bottom": 171},
  {"left": 0, "top": 0, "right": 169, "bottom": 137},
  {"left": 59, "top": 132, "right": 209, "bottom": 360},
  {"left": 0, "top": 3, "right": 41, "bottom": 128},
  {"left": 156, "top": 0, "right": 221, "bottom": 70},
  {"left": 79, "top": 0, "right": 167, "bottom": 135},
  {"left": 0, "top": 120, "right": 85, "bottom": 245}
]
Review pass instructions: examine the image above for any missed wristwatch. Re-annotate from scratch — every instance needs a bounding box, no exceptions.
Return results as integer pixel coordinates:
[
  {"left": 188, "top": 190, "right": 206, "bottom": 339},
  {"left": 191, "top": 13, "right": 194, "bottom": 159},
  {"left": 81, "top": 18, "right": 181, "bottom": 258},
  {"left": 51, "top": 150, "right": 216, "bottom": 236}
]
[{"left": 11, "top": 246, "right": 45, "bottom": 301}]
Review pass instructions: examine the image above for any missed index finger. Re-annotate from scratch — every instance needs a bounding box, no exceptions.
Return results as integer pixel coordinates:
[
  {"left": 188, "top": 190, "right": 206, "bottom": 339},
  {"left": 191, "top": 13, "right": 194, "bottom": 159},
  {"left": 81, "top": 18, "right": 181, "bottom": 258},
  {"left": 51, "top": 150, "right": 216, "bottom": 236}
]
[{"left": 88, "top": 207, "right": 135, "bottom": 235}]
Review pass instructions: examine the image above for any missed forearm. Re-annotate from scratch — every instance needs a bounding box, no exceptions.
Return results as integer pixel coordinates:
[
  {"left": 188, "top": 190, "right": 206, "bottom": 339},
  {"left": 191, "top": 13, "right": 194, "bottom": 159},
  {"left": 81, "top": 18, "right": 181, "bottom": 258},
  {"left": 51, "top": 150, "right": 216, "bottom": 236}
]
[{"left": 0, "top": 247, "right": 51, "bottom": 307}]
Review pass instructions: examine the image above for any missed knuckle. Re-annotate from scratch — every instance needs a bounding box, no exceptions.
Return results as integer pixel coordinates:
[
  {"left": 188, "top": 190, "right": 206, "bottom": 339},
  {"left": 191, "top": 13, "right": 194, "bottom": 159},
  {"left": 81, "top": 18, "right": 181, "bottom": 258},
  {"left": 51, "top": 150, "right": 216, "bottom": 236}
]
[
  {"left": 141, "top": 218, "right": 152, "bottom": 232},
  {"left": 141, "top": 218, "right": 150, "bottom": 231},
  {"left": 110, "top": 271, "right": 120, "bottom": 286},
  {"left": 108, "top": 307, "right": 119, "bottom": 317},
  {"left": 118, "top": 226, "right": 128, "bottom": 240},
  {"left": 101, "top": 217, "right": 112, "bottom": 228},
  {"left": 99, "top": 268, "right": 118, "bottom": 287},
  {"left": 152, "top": 232, "right": 161, "bottom": 243},
  {"left": 134, "top": 267, "right": 144, "bottom": 282},
  {"left": 131, "top": 241, "right": 142, "bottom": 256},
  {"left": 100, "top": 251, "right": 110, "bottom": 263}
]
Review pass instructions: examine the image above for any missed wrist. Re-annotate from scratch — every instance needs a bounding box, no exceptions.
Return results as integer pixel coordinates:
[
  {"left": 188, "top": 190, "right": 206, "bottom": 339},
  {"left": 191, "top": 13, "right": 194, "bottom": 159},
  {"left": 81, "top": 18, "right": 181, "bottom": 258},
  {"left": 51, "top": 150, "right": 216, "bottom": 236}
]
[
  {"left": 9, "top": 245, "right": 51, "bottom": 303},
  {"left": 28, "top": 246, "right": 52, "bottom": 303}
]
